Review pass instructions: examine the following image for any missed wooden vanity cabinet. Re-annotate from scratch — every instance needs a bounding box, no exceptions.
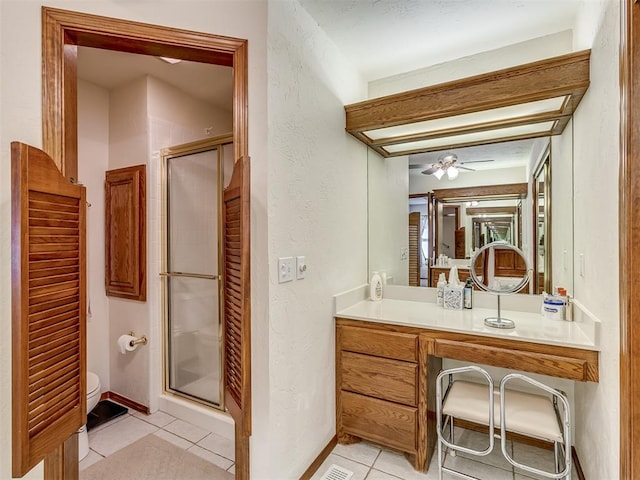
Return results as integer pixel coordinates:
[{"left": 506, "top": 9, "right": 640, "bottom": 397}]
[
  {"left": 336, "top": 322, "right": 441, "bottom": 471},
  {"left": 335, "top": 317, "right": 599, "bottom": 473}
]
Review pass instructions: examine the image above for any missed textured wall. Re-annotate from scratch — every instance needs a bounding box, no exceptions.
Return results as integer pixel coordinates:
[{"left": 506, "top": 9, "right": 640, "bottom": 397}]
[
  {"left": 262, "top": 1, "right": 367, "bottom": 477},
  {"left": 369, "top": 30, "right": 573, "bottom": 98},
  {"left": 572, "top": 1, "right": 620, "bottom": 478}
]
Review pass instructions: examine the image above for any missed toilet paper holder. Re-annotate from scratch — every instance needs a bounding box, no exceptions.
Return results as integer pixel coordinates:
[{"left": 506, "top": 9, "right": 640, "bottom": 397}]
[{"left": 128, "top": 331, "right": 148, "bottom": 347}]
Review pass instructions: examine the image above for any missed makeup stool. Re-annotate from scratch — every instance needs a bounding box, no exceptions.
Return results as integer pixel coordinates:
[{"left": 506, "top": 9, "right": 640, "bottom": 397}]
[{"left": 436, "top": 367, "right": 571, "bottom": 480}]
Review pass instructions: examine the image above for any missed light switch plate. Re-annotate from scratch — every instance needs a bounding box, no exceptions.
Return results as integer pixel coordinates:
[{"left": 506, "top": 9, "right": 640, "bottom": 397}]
[{"left": 278, "top": 257, "right": 294, "bottom": 283}]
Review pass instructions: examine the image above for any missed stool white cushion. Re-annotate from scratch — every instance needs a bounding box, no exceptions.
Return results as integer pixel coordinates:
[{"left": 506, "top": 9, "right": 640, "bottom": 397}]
[{"left": 442, "top": 380, "right": 563, "bottom": 443}]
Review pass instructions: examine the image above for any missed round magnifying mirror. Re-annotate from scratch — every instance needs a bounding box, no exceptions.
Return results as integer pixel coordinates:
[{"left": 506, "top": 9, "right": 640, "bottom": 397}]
[{"left": 470, "top": 241, "right": 531, "bottom": 329}]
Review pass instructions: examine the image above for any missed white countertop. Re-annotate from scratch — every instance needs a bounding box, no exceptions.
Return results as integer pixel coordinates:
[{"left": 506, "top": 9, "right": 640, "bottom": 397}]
[{"left": 335, "top": 298, "right": 599, "bottom": 351}]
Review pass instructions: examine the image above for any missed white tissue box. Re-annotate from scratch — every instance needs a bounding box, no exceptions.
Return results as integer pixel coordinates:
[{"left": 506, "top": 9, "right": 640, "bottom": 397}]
[{"left": 443, "top": 285, "right": 464, "bottom": 310}]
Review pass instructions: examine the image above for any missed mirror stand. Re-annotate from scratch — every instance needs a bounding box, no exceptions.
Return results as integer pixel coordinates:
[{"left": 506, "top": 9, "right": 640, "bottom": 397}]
[
  {"left": 483, "top": 295, "right": 515, "bottom": 329},
  {"left": 470, "top": 241, "right": 530, "bottom": 330}
]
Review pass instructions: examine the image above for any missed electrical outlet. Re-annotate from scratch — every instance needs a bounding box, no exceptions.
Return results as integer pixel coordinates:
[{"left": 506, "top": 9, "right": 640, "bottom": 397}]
[
  {"left": 579, "top": 253, "right": 585, "bottom": 277},
  {"left": 400, "top": 247, "right": 408, "bottom": 260},
  {"left": 278, "top": 257, "right": 294, "bottom": 283},
  {"left": 296, "top": 256, "right": 307, "bottom": 279}
]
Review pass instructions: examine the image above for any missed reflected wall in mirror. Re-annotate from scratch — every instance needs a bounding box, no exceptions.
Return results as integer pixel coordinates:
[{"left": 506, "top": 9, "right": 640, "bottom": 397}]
[{"left": 367, "top": 124, "right": 574, "bottom": 295}]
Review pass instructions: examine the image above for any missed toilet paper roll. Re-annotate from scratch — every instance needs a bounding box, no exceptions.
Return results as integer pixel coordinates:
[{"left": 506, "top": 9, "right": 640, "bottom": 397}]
[{"left": 117, "top": 334, "right": 138, "bottom": 354}]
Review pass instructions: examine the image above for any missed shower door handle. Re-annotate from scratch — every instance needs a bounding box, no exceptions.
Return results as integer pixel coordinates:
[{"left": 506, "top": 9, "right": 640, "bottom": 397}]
[{"left": 159, "top": 272, "right": 219, "bottom": 280}]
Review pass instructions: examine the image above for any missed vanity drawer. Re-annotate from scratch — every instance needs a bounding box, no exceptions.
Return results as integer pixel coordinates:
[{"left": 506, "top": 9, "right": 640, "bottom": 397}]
[
  {"left": 340, "top": 325, "right": 417, "bottom": 362},
  {"left": 433, "top": 339, "right": 590, "bottom": 381},
  {"left": 341, "top": 391, "right": 417, "bottom": 452},
  {"left": 341, "top": 351, "right": 418, "bottom": 406}
]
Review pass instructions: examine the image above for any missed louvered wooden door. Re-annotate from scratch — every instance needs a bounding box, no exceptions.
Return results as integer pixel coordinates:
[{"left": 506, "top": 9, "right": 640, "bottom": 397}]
[
  {"left": 11, "top": 142, "right": 86, "bottom": 477},
  {"left": 222, "top": 156, "right": 251, "bottom": 478},
  {"left": 408, "top": 212, "right": 420, "bottom": 286}
]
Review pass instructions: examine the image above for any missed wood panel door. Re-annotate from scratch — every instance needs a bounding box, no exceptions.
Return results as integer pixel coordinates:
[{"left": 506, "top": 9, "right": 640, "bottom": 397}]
[
  {"left": 222, "top": 156, "right": 251, "bottom": 479},
  {"left": 11, "top": 142, "right": 86, "bottom": 477},
  {"left": 105, "top": 165, "right": 146, "bottom": 301},
  {"left": 454, "top": 227, "right": 465, "bottom": 259}
]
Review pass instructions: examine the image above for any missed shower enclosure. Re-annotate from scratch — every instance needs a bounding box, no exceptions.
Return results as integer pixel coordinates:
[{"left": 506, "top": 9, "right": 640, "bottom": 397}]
[{"left": 161, "top": 135, "right": 233, "bottom": 409}]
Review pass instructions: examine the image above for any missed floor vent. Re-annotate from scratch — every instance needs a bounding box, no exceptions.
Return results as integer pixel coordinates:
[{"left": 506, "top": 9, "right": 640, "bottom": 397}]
[{"left": 319, "top": 464, "right": 354, "bottom": 480}]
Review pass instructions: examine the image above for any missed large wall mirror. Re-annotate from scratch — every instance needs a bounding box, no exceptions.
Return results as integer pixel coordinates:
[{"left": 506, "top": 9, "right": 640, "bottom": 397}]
[{"left": 367, "top": 119, "right": 574, "bottom": 295}]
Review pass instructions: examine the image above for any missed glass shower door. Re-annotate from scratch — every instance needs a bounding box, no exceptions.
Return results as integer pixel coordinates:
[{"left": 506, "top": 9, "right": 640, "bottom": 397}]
[{"left": 163, "top": 138, "right": 230, "bottom": 408}]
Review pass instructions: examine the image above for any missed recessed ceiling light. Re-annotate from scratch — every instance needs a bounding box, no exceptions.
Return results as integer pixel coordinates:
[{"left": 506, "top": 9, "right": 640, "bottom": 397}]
[{"left": 159, "top": 57, "right": 182, "bottom": 64}]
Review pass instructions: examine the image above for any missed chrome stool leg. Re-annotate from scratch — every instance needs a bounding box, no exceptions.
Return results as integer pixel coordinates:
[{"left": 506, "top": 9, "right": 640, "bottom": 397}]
[
  {"left": 436, "top": 366, "right": 495, "bottom": 480},
  {"left": 499, "top": 373, "right": 571, "bottom": 480}
]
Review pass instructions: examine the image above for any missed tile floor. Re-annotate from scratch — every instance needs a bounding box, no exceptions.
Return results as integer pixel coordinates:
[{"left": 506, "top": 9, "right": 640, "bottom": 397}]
[
  {"left": 79, "top": 406, "right": 236, "bottom": 475},
  {"left": 80, "top": 411, "right": 578, "bottom": 480},
  {"left": 312, "top": 428, "right": 579, "bottom": 480}
]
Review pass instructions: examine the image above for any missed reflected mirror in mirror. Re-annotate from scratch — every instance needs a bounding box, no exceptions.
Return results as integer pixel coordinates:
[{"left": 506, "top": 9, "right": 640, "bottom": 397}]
[
  {"left": 367, "top": 123, "right": 574, "bottom": 295},
  {"left": 469, "top": 241, "right": 531, "bottom": 329}
]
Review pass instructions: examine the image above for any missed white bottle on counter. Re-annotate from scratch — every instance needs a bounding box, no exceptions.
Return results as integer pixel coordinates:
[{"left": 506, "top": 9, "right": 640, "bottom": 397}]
[
  {"left": 369, "top": 272, "right": 383, "bottom": 301},
  {"left": 436, "top": 273, "right": 447, "bottom": 306}
]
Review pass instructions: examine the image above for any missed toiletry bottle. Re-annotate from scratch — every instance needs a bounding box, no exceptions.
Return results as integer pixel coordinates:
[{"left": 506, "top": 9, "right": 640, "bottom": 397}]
[
  {"left": 436, "top": 273, "right": 447, "bottom": 306},
  {"left": 464, "top": 278, "right": 473, "bottom": 309},
  {"left": 369, "top": 272, "right": 383, "bottom": 301}
]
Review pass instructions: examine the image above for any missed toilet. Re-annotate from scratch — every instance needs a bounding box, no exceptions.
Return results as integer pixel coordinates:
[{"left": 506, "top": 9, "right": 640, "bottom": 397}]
[{"left": 78, "top": 371, "right": 101, "bottom": 460}]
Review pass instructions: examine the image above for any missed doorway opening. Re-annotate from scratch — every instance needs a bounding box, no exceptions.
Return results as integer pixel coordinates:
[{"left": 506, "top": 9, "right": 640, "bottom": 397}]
[{"left": 42, "top": 7, "right": 250, "bottom": 479}]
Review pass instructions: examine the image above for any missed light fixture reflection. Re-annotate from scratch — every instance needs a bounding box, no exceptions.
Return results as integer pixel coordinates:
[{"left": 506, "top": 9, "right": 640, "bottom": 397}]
[
  {"left": 446, "top": 166, "right": 459, "bottom": 180},
  {"left": 433, "top": 168, "right": 445, "bottom": 180}
]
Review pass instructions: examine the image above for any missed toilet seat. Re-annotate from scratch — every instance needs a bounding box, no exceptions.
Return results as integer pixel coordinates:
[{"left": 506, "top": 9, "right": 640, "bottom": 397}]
[{"left": 87, "top": 371, "right": 100, "bottom": 397}]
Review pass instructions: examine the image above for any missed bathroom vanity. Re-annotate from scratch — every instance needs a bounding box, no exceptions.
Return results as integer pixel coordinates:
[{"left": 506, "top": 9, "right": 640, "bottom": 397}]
[{"left": 334, "top": 297, "right": 599, "bottom": 472}]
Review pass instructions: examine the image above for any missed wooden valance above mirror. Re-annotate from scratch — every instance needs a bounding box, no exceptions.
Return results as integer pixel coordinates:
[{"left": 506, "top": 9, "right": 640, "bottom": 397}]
[{"left": 345, "top": 50, "right": 590, "bottom": 157}]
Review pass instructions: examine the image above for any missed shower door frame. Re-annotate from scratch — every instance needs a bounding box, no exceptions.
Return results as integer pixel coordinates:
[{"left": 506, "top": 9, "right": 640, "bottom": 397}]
[{"left": 161, "top": 135, "right": 233, "bottom": 411}]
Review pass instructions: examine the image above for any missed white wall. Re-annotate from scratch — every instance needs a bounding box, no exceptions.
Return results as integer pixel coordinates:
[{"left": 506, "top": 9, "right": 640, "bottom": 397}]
[
  {"left": 78, "top": 79, "right": 111, "bottom": 392},
  {"left": 369, "top": 30, "right": 573, "bottom": 98},
  {"left": 147, "top": 75, "right": 232, "bottom": 142},
  {"left": 263, "top": 1, "right": 367, "bottom": 477},
  {"left": 571, "top": 1, "right": 620, "bottom": 479},
  {"left": 368, "top": 150, "right": 409, "bottom": 284},
  {"left": 108, "top": 77, "right": 152, "bottom": 407},
  {"left": 0, "top": 3, "right": 268, "bottom": 479}
]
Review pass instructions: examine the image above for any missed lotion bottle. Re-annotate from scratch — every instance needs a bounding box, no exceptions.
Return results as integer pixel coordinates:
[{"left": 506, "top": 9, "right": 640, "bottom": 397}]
[
  {"left": 436, "top": 273, "right": 447, "bottom": 306},
  {"left": 464, "top": 278, "right": 473, "bottom": 309},
  {"left": 369, "top": 272, "right": 383, "bottom": 301}
]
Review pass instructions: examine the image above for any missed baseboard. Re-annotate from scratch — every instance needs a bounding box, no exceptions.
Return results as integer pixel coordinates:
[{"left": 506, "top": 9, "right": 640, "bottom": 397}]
[
  {"left": 100, "top": 391, "right": 149, "bottom": 414},
  {"left": 572, "top": 446, "right": 586, "bottom": 480},
  {"left": 299, "top": 436, "right": 337, "bottom": 480}
]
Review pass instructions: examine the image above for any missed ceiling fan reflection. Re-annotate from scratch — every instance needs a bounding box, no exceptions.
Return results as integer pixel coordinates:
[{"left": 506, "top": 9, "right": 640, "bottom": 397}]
[{"left": 409, "top": 153, "right": 495, "bottom": 180}]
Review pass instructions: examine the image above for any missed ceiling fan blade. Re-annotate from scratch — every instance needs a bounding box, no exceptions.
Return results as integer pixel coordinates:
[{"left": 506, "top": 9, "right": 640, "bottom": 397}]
[
  {"left": 457, "top": 166, "right": 475, "bottom": 171},
  {"left": 422, "top": 166, "right": 440, "bottom": 175},
  {"left": 408, "top": 164, "right": 431, "bottom": 169},
  {"left": 458, "top": 159, "right": 495, "bottom": 164}
]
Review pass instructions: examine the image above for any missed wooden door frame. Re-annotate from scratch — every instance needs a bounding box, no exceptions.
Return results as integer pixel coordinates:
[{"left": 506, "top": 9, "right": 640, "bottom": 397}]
[
  {"left": 620, "top": 1, "right": 640, "bottom": 479},
  {"left": 40, "top": 7, "right": 249, "bottom": 479}
]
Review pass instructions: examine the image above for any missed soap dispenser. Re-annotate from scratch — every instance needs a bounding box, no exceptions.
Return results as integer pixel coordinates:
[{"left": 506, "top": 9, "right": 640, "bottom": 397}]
[{"left": 369, "top": 272, "right": 383, "bottom": 301}]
